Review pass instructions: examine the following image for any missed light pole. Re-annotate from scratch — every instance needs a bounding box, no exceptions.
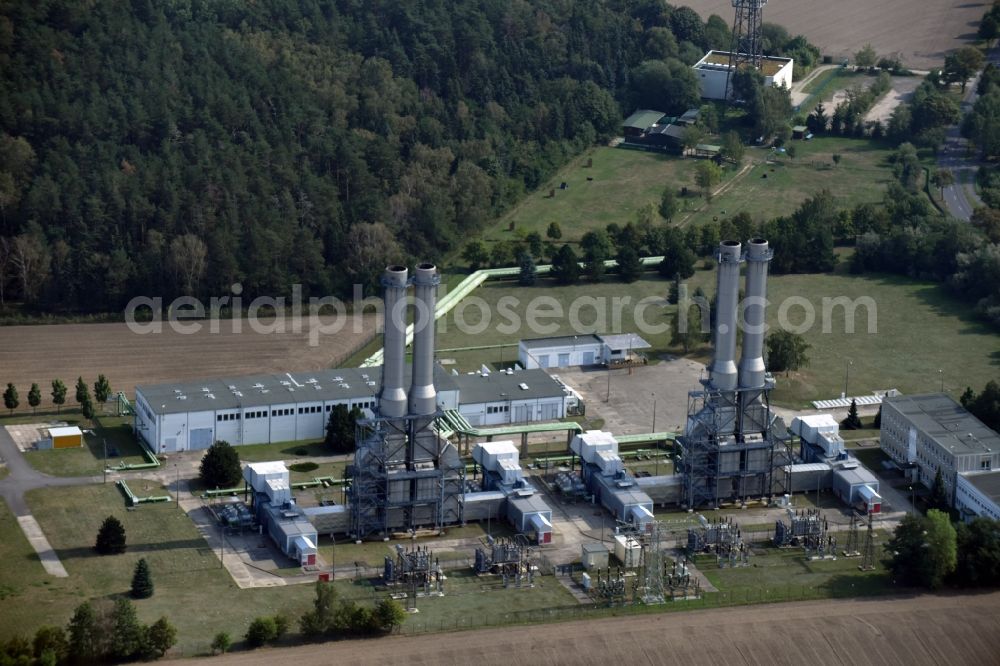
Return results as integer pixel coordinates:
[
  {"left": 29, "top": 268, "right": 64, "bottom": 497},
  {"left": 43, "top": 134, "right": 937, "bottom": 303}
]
[
  {"left": 939, "top": 369, "right": 944, "bottom": 393},
  {"left": 909, "top": 485, "right": 915, "bottom": 515},
  {"left": 843, "top": 359, "right": 853, "bottom": 398},
  {"left": 651, "top": 393, "right": 657, "bottom": 434},
  {"left": 174, "top": 463, "right": 179, "bottom": 509},
  {"left": 605, "top": 364, "right": 611, "bottom": 402}
]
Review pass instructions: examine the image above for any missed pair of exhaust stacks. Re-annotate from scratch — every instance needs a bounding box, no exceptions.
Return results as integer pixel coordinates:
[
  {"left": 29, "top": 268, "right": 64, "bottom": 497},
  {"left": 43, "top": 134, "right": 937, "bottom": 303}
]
[{"left": 374, "top": 237, "right": 774, "bottom": 411}]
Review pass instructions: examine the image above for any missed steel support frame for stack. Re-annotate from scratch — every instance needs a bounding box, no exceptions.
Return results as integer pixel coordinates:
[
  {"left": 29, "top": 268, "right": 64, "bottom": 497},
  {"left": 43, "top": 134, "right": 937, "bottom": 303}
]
[
  {"left": 725, "top": 0, "right": 768, "bottom": 101},
  {"left": 351, "top": 415, "right": 464, "bottom": 540},
  {"left": 679, "top": 387, "right": 782, "bottom": 509}
]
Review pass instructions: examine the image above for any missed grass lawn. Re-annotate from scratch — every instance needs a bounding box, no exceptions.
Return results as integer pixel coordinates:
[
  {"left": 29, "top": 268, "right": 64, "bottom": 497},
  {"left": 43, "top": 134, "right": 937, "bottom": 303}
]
[
  {"left": 481, "top": 147, "right": 699, "bottom": 244},
  {"left": 681, "top": 137, "right": 898, "bottom": 228},
  {"left": 697, "top": 540, "right": 893, "bottom": 603},
  {"left": 429, "top": 262, "right": 1000, "bottom": 408},
  {"left": 470, "top": 136, "right": 903, "bottom": 254},
  {"left": 21, "top": 416, "right": 147, "bottom": 477},
  {"left": 233, "top": 439, "right": 329, "bottom": 463},
  {"left": 3, "top": 484, "right": 318, "bottom": 656}
]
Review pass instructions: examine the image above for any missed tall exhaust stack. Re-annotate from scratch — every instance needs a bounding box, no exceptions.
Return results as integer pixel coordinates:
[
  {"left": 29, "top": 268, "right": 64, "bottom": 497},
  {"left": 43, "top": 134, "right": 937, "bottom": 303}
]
[
  {"left": 709, "top": 240, "right": 743, "bottom": 391},
  {"left": 409, "top": 263, "right": 439, "bottom": 417},
  {"left": 379, "top": 265, "right": 409, "bottom": 418},
  {"left": 738, "top": 238, "right": 773, "bottom": 389}
]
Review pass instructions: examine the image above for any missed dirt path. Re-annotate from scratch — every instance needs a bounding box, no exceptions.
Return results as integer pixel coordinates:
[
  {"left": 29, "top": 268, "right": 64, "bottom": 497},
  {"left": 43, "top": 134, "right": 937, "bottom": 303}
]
[{"left": 167, "top": 590, "right": 1000, "bottom": 665}]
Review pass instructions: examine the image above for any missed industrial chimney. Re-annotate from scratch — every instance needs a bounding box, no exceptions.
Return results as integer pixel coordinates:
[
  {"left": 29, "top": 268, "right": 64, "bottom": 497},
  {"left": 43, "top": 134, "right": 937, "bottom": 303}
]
[
  {"left": 738, "top": 238, "right": 773, "bottom": 390},
  {"left": 709, "top": 240, "right": 743, "bottom": 392},
  {"left": 409, "top": 263, "right": 439, "bottom": 417},
  {"left": 378, "top": 265, "right": 409, "bottom": 419}
]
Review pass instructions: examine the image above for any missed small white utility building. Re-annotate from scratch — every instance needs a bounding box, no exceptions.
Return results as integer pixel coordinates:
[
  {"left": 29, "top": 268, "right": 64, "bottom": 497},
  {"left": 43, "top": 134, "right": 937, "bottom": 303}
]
[
  {"left": 517, "top": 333, "right": 651, "bottom": 370},
  {"left": 692, "top": 50, "right": 793, "bottom": 100}
]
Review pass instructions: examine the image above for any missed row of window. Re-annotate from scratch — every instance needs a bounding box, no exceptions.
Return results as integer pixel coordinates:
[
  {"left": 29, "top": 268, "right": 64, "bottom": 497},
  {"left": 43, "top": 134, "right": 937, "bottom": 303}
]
[
  {"left": 216, "top": 403, "right": 374, "bottom": 421},
  {"left": 487, "top": 405, "right": 510, "bottom": 414}
]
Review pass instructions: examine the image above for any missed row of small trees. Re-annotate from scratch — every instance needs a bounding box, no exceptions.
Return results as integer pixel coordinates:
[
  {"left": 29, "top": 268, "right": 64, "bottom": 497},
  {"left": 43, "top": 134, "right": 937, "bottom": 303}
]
[
  {"left": 2, "top": 375, "right": 112, "bottom": 418},
  {"left": 0, "top": 598, "right": 177, "bottom": 665}
]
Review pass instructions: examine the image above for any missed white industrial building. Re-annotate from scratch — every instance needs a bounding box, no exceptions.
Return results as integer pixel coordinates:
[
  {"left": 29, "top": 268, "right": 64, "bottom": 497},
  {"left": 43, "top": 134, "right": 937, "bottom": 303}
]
[
  {"left": 880, "top": 393, "right": 1000, "bottom": 505},
  {"left": 135, "top": 365, "right": 568, "bottom": 453},
  {"left": 692, "top": 50, "right": 793, "bottom": 100},
  {"left": 517, "top": 333, "right": 651, "bottom": 370},
  {"left": 956, "top": 471, "right": 1000, "bottom": 521}
]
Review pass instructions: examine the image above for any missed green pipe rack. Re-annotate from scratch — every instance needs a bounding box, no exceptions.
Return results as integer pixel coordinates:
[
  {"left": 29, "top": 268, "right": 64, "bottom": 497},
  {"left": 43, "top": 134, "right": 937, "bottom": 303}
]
[{"left": 116, "top": 480, "right": 170, "bottom": 507}]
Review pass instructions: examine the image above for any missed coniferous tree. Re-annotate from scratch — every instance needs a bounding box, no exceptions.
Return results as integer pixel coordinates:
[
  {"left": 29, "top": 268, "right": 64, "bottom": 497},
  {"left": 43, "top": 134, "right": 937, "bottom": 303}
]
[
  {"left": 873, "top": 404, "right": 882, "bottom": 429},
  {"left": 109, "top": 598, "right": 145, "bottom": 662},
  {"left": 131, "top": 558, "right": 154, "bottom": 599},
  {"left": 842, "top": 399, "right": 863, "bottom": 430},
  {"left": 550, "top": 245, "right": 580, "bottom": 285},
  {"left": 199, "top": 441, "right": 242, "bottom": 489},
  {"left": 67, "top": 602, "right": 99, "bottom": 663},
  {"left": 518, "top": 252, "right": 537, "bottom": 286},
  {"left": 95, "top": 516, "right": 127, "bottom": 555},
  {"left": 929, "top": 468, "right": 950, "bottom": 511}
]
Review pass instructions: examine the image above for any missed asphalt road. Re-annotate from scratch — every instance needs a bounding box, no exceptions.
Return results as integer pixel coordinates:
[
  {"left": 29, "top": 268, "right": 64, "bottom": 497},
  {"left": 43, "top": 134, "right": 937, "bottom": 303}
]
[
  {"left": 938, "top": 48, "right": 1000, "bottom": 221},
  {"left": 0, "top": 427, "right": 99, "bottom": 516}
]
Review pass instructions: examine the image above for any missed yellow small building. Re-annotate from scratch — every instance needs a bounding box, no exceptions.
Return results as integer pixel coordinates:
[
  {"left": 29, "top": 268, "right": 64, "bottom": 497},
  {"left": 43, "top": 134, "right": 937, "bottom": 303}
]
[{"left": 49, "top": 426, "right": 83, "bottom": 449}]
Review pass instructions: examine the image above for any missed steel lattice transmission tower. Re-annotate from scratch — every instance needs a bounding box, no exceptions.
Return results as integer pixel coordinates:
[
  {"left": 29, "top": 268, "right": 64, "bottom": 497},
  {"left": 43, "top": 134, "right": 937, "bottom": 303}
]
[{"left": 725, "top": 0, "right": 768, "bottom": 101}]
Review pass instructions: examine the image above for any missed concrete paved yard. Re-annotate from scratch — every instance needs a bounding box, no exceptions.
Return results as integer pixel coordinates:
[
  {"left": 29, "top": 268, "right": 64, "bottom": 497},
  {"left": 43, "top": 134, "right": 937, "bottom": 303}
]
[{"left": 554, "top": 356, "right": 705, "bottom": 436}]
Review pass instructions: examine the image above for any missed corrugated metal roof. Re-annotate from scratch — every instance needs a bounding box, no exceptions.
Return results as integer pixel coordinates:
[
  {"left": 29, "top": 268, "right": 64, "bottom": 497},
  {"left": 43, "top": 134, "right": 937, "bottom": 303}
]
[
  {"left": 451, "top": 368, "right": 565, "bottom": 404},
  {"left": 623, "top": 109, "right": 667, "bottom": 130},
  {"left": 519, "top": 334, "right": 601, "bottom": 350}
]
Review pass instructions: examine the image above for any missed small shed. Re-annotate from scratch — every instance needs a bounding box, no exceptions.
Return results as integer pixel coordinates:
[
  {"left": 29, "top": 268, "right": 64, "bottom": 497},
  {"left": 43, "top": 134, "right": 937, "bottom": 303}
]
[
  {"left": 582, "top": 542, "right": 610, "bottom": 571},
  {"left": 613, "top": 533, "right": 642, "bottom": 568},
  {"left": 694, "top": 143, "right": 721, "bottom": 158},
  {"left": 792, "top": 125, "right": 808, "bottom": 139},
  {"left": 48, "top": 426, "right": 83, "bottom": 449},
  {"left": 676, "top": 108, "right": 701, "bottom": 125}
]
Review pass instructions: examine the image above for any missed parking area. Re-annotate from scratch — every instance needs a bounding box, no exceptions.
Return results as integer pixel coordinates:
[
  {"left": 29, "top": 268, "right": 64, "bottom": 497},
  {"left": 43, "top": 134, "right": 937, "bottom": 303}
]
[{"left": 554, "top": 356, "right": 706, "bottom": 436}]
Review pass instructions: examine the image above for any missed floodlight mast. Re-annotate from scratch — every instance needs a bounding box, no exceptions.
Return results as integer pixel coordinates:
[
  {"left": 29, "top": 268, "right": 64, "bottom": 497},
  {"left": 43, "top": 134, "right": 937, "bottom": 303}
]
[{"left": 725, "top": 0, "right": 768, "bottom": 102}]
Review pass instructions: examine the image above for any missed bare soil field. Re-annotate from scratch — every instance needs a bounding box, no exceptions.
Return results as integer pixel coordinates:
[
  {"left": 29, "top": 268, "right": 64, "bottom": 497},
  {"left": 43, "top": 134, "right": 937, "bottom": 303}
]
[
  {"left": 684, "top": 0, "right": 985, "bottom": 70},
  {"left": 0, "top": 315, "right": 375, "bottom": 408},
  {"left": 173, "top": 591, "right": 1000, "bottom": 665}
]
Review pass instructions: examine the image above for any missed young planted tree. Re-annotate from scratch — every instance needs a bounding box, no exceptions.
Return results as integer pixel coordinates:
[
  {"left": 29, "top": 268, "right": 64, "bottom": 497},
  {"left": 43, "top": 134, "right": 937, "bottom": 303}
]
[
  {"left": 244, "top": 616, "right": 278, "bottom": 648},
  {"left": 75, "top": 376, "right": 90, "bottom": 406},
  {"left": 545, "top": 221, "right": 562, "bottom": 240},
  {"left": 93, "top": 374, "right": 112, "bottom": 409},
  {"left": 211, "top": 632, "right": 232, "bottom": 655},
  {"left": 199, "top": 441, "right": 242, "bottom": 489},
  {"left": 27, "top": 382, "right": 41, "bottom": 414},
  {"left": 50, "top": 379, "right": 66, "bottom": 413},
  {"left": 694, "top": 161, "right": 723, "bottom": 202},
  {"left": 373, "top": 598, "right": 407, "bottom": 633},
  {"left": 841, "top": 399, "right": 863, "bottom": 430},
  {"left": 3, "top": 382, "right": 18, "bottom": 414},
  {"left": 32, "top": 625, "right": 68, "bottom": 665},
  {"left": 131, "top": 558, "right": 154, "bottom": 599},
  {"left": 95, "top": 515, "right": 127, "bottom": 555},
  {"left": 81, "top": 397, "right": 95, "bottom": 421},
  {"left": 659, "top": 186, "right": 678, "bottom": 221},
  {"left": 109, "top": 598, "right": 146, "bottom": 662},
  {"left": 67, "top": 602, "right": 100, "bottom": 664}
]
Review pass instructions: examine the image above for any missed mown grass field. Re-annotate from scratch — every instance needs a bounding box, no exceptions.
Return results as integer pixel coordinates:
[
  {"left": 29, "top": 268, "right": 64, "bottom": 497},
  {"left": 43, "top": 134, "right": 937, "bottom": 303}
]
[
  {"left": 1, "top": 485, "right": 575, "bottom": 655},
  {"left": 475, "top": 137, "right": 906, "bottom": 251},
  {"left": 430, "top": 261, "right": 1000, "bottom": 408},
  {"left": 13, "top": 415, "right": 148, "bottom": 477}
]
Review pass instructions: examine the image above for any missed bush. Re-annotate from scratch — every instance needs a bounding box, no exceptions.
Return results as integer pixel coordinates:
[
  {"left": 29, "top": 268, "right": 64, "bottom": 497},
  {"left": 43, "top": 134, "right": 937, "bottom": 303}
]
[
  {"left": 244, "top": 617, "right": 278, "bottom": 648},
  {"left": 210, "top": 632, "right": 232, "bottom": 655},
  {"left": 95, "top": 515, "right": 127, "bottom": 555},
  {"left": 288, "top": 462, "right": 319, "bottom": 473},
  {"left": 294, "top": 448, "right": 309, "bottom": 456}
]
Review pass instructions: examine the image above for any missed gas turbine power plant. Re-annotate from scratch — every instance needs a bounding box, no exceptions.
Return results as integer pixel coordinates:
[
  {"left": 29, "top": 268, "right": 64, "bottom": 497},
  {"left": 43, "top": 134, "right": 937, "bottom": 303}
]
[
  {"left": 678, "top": 239, "right": 790, "bottom": 509},
  {"left": 350, "top": 264, "right": 466, "bottom": 539}
]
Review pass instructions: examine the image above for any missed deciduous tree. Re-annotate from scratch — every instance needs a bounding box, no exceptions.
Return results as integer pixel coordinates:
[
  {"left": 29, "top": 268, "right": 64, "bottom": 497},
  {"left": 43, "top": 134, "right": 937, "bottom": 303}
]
[
  {"left": 27, "top": 382, "right": 40, "bottom": 414},
  {"left": 3, "top": 382, "right": 18, "bottom": 414},
  {"left": 765, "top": 330, "right": 810, "bottom": 374}
]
